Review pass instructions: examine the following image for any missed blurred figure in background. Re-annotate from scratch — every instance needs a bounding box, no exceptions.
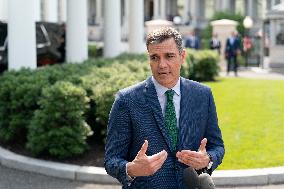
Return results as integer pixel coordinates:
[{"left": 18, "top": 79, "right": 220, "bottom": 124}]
[
  {"left": 242, "top": 35, "right": 252, "bottom": 67},
  {"left": 210, "top": 32, "right": 221, "bottom": 54},
  {"left": 184, "top": 30, "right": 200, "bottom": 49},
  {"left": 225, "top": 31, "right": 241, "bottom": 76}
]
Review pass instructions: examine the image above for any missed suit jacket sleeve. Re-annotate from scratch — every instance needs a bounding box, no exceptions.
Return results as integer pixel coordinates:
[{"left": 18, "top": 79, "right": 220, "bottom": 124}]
[
  {"left": 104, "top": 92, "right": 132, "bottom": 186},
  {"left": 205, "top": 89, "right": 225, "bottom": 173}
]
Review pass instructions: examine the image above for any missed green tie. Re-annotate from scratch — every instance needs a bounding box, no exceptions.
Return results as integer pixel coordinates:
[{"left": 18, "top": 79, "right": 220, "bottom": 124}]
[{"left": 165, "top": 89, "right": 178, "bottom": 151}]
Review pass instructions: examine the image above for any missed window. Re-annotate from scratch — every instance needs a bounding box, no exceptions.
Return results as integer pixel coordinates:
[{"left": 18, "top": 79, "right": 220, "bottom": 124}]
[{"left": 0, "top": 23, "right": 7, "bottom": 47}]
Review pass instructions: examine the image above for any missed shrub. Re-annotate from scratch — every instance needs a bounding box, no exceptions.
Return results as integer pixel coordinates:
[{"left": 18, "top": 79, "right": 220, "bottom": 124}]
[
  {"left": 0, "top": 54, "right": 150, "bottom": 148},
  {"left": 0, "top": 69, "right": 49, "bottom": 142},
  {"left": 116, "top": 53, "right": 148, "bottom": 63},
  {"left": 185, "top": 49, "right": 220, "bottom": 81},
  {"left": 0, "top": 63, "right": 90, "bottom": 143},
  {"left": 26, "top": 81, "right": 92, "bottom": 159},
  {"left": 88, "top": 44, "right": 103, "bottom": 58},
  {"left": 82, "top": 61, "right": 150, "bottom": 140}
]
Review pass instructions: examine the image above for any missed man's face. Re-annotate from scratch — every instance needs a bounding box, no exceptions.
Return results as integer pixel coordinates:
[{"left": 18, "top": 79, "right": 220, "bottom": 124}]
[{"left": 148, "top": 38, "right": 185, "bottom": 88}]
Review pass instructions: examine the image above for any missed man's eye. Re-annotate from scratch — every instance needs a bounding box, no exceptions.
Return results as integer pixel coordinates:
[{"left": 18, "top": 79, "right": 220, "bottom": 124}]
[
  {"left": 150, "top": 56, "right": 159, "bottom": 61},
  {"left": 167, "top": 54, "right": 175, "bottom": 58}
]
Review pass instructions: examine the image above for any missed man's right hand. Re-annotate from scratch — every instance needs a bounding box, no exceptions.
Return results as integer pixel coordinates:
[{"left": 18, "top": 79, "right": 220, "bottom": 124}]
[{"left": 126, "top": 140, "right": 168, "bottom": 177}]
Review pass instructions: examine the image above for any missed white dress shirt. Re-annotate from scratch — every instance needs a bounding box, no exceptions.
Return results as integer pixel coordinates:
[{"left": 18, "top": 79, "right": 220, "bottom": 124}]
[{"left": 152, "top": 76, "right": 181, "bottom": 127}]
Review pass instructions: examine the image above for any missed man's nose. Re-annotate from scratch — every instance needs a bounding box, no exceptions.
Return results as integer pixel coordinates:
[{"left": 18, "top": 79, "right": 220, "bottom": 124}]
[{"left": 158, "top": 58, "right": 167, "bottom": 68}]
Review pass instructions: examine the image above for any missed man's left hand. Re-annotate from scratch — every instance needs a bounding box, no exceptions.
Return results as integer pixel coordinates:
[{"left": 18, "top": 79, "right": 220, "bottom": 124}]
[{"left": 176, "top": 138, "right": 210, "bottom": 170}]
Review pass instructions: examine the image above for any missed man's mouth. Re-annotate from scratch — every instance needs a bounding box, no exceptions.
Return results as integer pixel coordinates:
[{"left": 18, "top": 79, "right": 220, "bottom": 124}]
[{"left": 159, "top": 72, "right": 169, "bottom": 75}]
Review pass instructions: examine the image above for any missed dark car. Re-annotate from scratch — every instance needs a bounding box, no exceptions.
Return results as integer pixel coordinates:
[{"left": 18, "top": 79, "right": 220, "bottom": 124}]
[{"left": 0, "top": 21, "right": 65, "bottom": 73}]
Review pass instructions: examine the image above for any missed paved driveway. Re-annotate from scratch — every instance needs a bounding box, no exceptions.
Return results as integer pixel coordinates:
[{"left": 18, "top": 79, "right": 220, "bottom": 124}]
[{"left": 1, "top": 165, "right": 283, "bottom": 189}]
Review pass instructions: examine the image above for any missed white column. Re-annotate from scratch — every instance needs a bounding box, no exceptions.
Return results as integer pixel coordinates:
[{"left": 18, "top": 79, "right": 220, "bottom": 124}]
[
  {"left": 222, "top": 0, "right": 230, "bottom": 11},
  {"left": 0, "top": 0, "right": 8, "bottom": 21},
  {"left": 183, "top": 0, "right": 190, "bottom": 24},
  {"left": 8, "top": 0, "right": 37, "bottom": 70},
  {"left": 160, "top": 0, "right": 166, "bottom": 19},
  {"left": 230, "top": 0, "right": 236, "bottom": 13},
  {"left": 42, "top": 0, "right": 58, "bottom": 22},
  {"left": 58, "top": 0, "right": 67, "bottom": 23},
  {"left": 266, "top": 0, "right": 271, "bottom": 10},
  {"left": 190, "top": 0, "right": 199, "bottom": 28},
  {"left": 66, "top": 0, "right": 88, "bottom": 63},
  {"left": 96, "top": 0, "right": 103, "bottom": 25},
  {"left": 34, "top": 0, "right": 41, "bottom": 21},
  {"left": 199, "top": 0, "right": 205, "bottom": 21},
  {"left": 129, "top": 0, "right": 145, "bottom": 53},
  {"left": 270, "top": 20, "right": 276, "bottom": 46},
  {"left": 122, "top": 0, "right": 129, "bottom": 41},
  {"left": 271, "top": 0, "right": 276, "bottom": 7},
  {"left": 220, "top": 0, "right": 235, "bottom": 13},
  {"left": 247, "top": 0, "right": 253, "bottom": 17},
  {"left": 145, "top": 0, "right": 151, "bottom": 20},
  {"left": 104, "top": 0, "right": 121, "bottom": 57},
  {"left": 214, "top": 0, "right": 222, "bottom": 11},
  {"left": 154, "top": 0, "right": 160, "bottom": 19}
]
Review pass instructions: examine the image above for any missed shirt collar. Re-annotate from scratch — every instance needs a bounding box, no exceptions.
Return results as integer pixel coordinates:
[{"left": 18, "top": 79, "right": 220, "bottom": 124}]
[{"left": 152, "top": 76, "right": 181, "bottom": 97}]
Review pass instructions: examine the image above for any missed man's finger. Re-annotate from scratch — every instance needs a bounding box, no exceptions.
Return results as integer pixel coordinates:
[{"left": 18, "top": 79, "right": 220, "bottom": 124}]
[
  {"left": 137, "top": 140, "right": 148, "bottom": 157},
  {"left": 198, "top": 138, "right": 207, "bottom": 152},
  {"left": 149, "top": 151, "right": 168, "bottom": 172},
  {"left": 149, "top": 150, "right": 167, "bottom": 162}
]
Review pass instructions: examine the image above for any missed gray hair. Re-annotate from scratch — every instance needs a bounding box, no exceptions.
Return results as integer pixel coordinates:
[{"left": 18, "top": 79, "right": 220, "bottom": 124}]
[{"left": 146, "top": 27, "right": 183, "bottom": 54}]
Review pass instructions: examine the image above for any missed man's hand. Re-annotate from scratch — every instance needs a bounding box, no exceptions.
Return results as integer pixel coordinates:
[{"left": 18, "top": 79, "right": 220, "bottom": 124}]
[
  {"left": 127, "top": 140, "right": 168, "bottom": 177},
  {"left": 176, "top": 138, "right": 210, "bottom": 170}
]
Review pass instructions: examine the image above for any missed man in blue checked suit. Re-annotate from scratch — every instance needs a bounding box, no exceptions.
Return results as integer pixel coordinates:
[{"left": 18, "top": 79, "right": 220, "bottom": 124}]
[{"left": 104, "top": 27, "right": 224, "bottom": 189}]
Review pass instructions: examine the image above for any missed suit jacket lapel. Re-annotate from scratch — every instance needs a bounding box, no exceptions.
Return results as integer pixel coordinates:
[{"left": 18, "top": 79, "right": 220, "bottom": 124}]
[
  {"left": 144, "top": 77, "right": 173, "bottom": 151},
  {"left": 179, "top": 78, "right": 195, "bottom": 149}
]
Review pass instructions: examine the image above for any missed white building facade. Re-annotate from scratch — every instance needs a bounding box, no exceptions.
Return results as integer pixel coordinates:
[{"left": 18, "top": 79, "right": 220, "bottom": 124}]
[{"left": 0, "top": 0, "right": 284, "bottom": 68}]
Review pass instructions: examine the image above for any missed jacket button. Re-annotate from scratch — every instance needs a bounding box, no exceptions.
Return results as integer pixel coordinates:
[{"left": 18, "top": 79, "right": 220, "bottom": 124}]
[{"left": 175, "top": 166, "right": 179, "bottom": 171}]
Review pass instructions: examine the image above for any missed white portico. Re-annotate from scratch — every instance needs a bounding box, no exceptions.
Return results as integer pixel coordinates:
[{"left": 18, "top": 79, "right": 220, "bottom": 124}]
[
  {"left": 0, "top": 0, "right": 88, "bottom": 70},
  {"left": 0, "top": 0, "right": 284, "bottom": 69}
]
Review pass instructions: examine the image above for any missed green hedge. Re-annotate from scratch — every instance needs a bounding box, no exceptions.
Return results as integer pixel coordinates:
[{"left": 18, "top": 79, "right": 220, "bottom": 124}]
[
  {"left": 183, "top": 49, "right": 220, "bottom": 81},
  {"left": 0, "top": 52, "right": 218, "bottom": 159},
  {"left": 0, "top": 63, "right": 91, "bottom": 143},
  {"left": 0, "top": 69, "right": 49, "bottom": 142},
  {"left": 26, "top": 81, "right": 92, "bottom": 159}
]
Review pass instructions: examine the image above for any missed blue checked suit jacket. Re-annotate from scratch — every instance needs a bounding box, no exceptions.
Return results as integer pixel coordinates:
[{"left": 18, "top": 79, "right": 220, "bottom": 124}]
[{"left": 104, "top": 77, "right": 225, "bottom": 189}]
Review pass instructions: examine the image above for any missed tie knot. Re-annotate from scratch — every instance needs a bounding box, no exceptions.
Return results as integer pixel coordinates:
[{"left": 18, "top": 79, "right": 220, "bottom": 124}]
[{"left": 165, "top": 89, "right": 175, "bottom": 101}]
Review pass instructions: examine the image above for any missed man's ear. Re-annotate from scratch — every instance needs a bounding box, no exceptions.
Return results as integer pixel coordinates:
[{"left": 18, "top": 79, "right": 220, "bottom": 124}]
[{"left": 180, "top": 49, "right": 186, "bottom": 64}]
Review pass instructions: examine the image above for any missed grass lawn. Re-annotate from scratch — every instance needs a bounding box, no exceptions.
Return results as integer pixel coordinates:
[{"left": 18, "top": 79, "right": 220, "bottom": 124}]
[{"left": 205, "top": 77, "right": 284, "bottom": 170}]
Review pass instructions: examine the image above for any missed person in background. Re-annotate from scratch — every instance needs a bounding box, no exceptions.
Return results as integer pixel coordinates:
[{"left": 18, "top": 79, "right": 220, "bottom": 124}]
[
  {"left": 210, "top": 32, "right": 221, "bottom": 54},
  {"left": 225, "top": 31, "right": 241, "bottom": 76},
  {"left": 184, "top": 30, "right": 200, "bottom": 49},
  {"left": 104, "top": 27, "right": 224, "bottom": 189},
  {"left": 243, "top": 35, "right": 253, "bottom": 67}
]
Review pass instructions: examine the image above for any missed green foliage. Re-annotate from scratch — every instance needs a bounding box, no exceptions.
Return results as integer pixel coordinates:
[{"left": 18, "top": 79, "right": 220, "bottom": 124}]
[
  {"left": 183, "top": 49, "right": 220, "bottom": 81},
  {"left": 0, "top": 53, "right": 150, "bottom": 149},
  {"left": 0, "top": 63, "right": 91, "bottom": 143},
  {"left": 116, "top": 53, "right": 148, "bottom": 63},
  {"left": 88, "top": 44, "right": 97, "bottom": 58},
  {"left": 88, "top": 44, "right": 103, "bottom": 58},
  {"left": 26, "top": 81, "right": 92, "bottom": 159},
  {"left": 82, "top": 61, "right": 150, "bottom": 139},
  {"left": 1, "top": 52, "right": 284, "bottom": 169},
  {"left": 201, "top": 11, "right": 245, "bottom": 49},
  {"left": 0, "top": 69, "right": 48, "bottom": 142},
  {"left": 211, "top": 11, "right": 245, "bottom": 36},
  {"left": 0, "top": 51, "right": 218, "bottom": 147}
]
